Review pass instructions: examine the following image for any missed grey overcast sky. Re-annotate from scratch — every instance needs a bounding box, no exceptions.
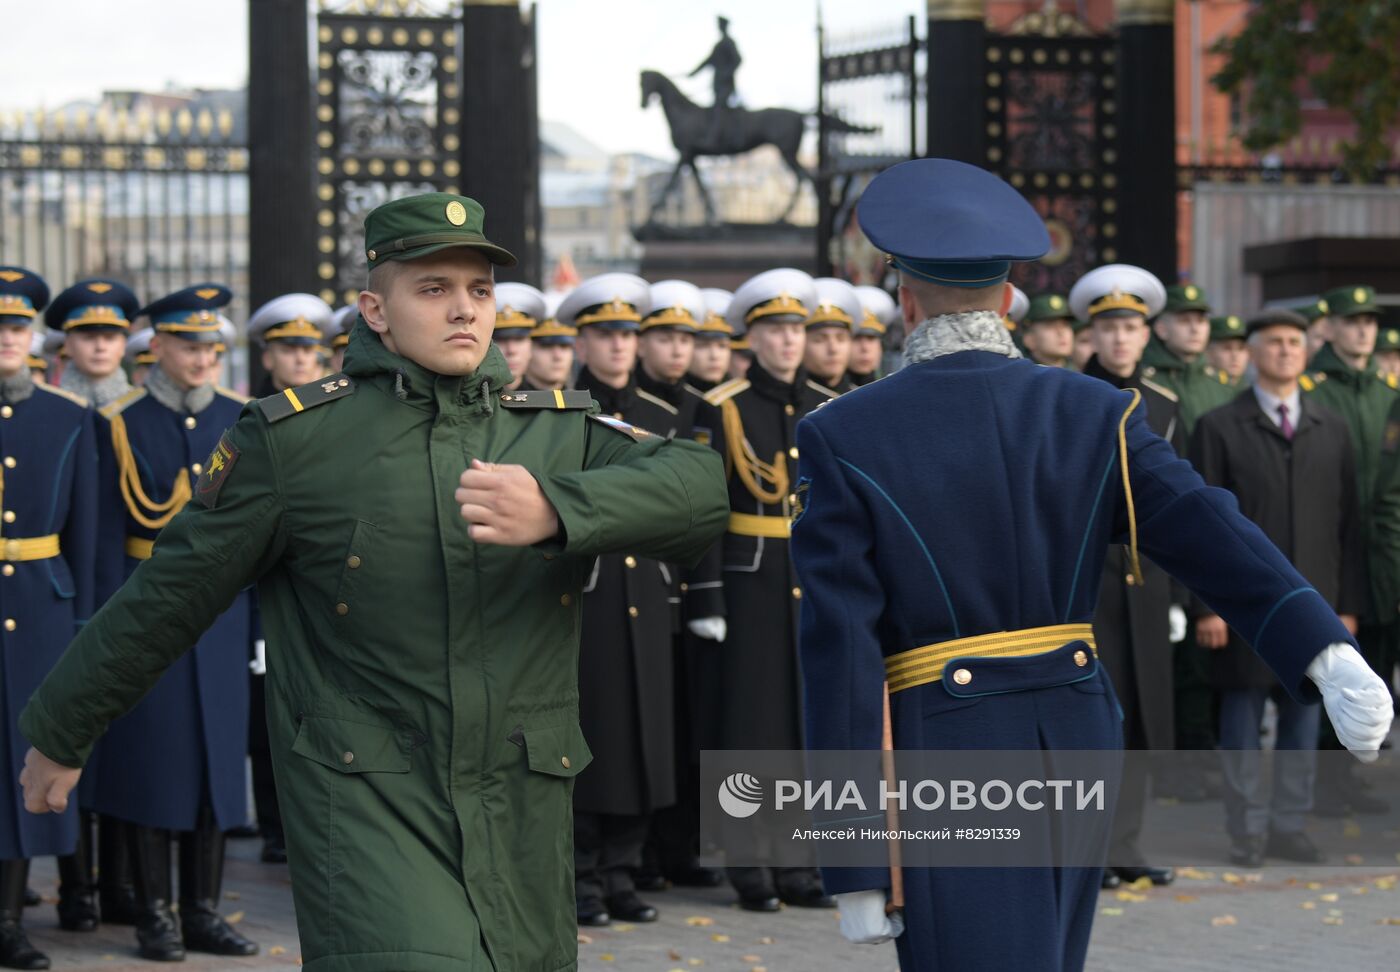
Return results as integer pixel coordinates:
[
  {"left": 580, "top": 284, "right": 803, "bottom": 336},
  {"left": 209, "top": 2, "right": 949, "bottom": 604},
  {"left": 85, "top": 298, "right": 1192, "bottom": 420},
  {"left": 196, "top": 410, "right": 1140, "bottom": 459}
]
[{"left": 4, "top": 0, "right": 919, "bottom": 158}]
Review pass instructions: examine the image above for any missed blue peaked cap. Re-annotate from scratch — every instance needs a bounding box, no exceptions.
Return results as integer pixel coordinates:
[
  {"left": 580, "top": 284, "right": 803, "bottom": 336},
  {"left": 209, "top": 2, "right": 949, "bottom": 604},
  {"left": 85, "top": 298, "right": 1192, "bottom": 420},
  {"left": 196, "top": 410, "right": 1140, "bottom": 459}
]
[{"left": 857, "top": 159, "right": 1050, "bottom": 288}]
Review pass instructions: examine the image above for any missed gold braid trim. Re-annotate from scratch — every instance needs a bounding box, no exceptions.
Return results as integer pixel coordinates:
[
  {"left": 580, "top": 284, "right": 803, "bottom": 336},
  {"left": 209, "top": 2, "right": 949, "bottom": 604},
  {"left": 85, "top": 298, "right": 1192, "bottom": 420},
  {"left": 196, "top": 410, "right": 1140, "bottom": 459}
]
[
  {"left": 720, "top": 398, "right": 790, "bottom": 504},
  {"left": 1118, "top": 388, "right": 1143, "bottom": 584},
  {"left": 109, "top": 413, "right": 192, "bottom": 530}
]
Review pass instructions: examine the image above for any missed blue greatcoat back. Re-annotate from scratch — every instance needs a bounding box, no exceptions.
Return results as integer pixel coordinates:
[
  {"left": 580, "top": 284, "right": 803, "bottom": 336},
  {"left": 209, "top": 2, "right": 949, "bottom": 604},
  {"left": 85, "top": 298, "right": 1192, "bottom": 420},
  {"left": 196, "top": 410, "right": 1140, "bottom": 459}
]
[
  {"left": 0, "top": 383, "right": 97, "bottom": 858},
  {"left": 86, "top": 386, "right": 252, "bottom": 832},
  {"left": 792, "top": 351, "right": 1351, "bottom": 972}
]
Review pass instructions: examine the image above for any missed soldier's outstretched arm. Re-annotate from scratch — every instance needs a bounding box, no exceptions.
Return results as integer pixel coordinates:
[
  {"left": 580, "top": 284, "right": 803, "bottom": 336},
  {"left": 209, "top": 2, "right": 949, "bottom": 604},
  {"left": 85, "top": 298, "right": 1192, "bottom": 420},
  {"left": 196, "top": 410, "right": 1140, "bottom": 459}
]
[
  {"left": 1118, "top": 402, "right": 1391, "bottom": 753},
  {"left": 536, "top": 416, "right": 729, "bottom": 568},
  {"left": 19, "top": 409, "right": 288, "bottom": 779}
]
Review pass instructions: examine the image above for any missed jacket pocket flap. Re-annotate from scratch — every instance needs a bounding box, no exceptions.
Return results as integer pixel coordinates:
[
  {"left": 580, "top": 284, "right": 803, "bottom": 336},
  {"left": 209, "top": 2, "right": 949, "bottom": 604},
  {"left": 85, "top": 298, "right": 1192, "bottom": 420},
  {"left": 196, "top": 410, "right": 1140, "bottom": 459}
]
[
  {"left": 523, "top": 723, "right": 593, "bottom": 778},
  {"left": 291, "top": 715, "right": 411, "bottom": 774}
]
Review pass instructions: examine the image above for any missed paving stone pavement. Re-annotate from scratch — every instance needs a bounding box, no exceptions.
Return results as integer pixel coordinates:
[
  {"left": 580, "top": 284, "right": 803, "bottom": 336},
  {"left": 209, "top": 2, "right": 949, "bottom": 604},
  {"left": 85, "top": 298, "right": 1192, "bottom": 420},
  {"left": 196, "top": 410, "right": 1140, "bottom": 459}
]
[{"left": 18, "top": 834, "right": 1400, "bottom": 971}]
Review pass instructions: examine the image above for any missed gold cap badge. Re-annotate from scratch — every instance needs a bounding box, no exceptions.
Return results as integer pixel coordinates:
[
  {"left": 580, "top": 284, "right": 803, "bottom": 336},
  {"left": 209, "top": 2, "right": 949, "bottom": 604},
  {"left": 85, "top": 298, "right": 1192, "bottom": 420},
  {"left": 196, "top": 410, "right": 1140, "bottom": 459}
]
[
  {"left": 445, "top": 201, "right": 467, "bottom": 226},
  {"left": 195, "top": 288, "right": 221, "bottom": 300},
  {"left": 1354, "top": 287, "right": 1367, "bottom": 304},
  {"left": 88, "top": 282, "right": 113, "bottom": 294}
]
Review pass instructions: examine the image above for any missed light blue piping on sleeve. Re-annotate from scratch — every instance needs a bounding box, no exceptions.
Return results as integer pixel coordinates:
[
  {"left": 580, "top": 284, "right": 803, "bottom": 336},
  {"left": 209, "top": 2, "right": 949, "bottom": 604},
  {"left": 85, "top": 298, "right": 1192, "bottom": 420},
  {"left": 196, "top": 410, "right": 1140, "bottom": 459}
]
[
  {"left": 836, "top": 456, "right": 960, "bottom": 639},
  {"left": 1065, "top": 451, "right": 1119, "bottom": 621}
]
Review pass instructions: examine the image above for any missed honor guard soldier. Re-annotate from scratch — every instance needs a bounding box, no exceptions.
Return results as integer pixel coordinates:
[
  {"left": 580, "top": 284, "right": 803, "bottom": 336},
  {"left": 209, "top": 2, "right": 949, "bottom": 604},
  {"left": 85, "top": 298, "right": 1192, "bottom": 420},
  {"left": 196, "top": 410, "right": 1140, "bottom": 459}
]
[
  {"left": 1206, "top": 314, "right": 1249, "bottom": 385},
  {"left": 790, "top": 158, "right": 1392, "bottom": 971},
  {"left": 124, "top": 329, "right": 156, "bottom": 386},
  {"left": 493, "top": 282, "right": 544, "bottom": 392},
  {"left": 18, "top": 192, "right": 727, "bottom": 971},
  {"left": 248, "top": 293, "right": 332, "bottom": 397},
  {"left": 25, "top": 332, "right": 50, "bottom": 382},
  {"left": 688, "top": 289, "right": 734, "bottom": 393},
  {"left": 559, "top": 273, "right": 687, "bottom": 926},
  {"left": 522, "top": 316, "right": 576, "bottom": 391},
  {"left": 1072, "top": 264, "right": 1182, "bottom": 888},
  {"left": 849, "top": 285, "right": 895, "bottom": 386},
  {"left": 1021, "top": 293, "right": 1076, "bottom": 369},
  {"left": 42, "top": 278, "right": 145, "bottom": 932},
  {"left": 632, "top": 280, "right": 729, "bottom": 892},
  {"left": 46, "top": 279, "right": 139, "bottom": 409},
  {"left": 804, "top": 278, "right": 861, "bottom": 395},
  {"left": 1139, "top": 283, "right": 1236, "bottom": 441},
  {"left": 323, "top": 306, "right": 357, "bottom": 375},
  {"left": 0, "top": 267, "right": 99, "bottom": 969},
  {"left": 1304, "top": 284, "right": 1398, "bottom": 815},
  {"left": 704, "top": 267, "right": 838, "bottom": 912},
  {"left": 85, "top": 284, "right": 258, "bottom": 961}
]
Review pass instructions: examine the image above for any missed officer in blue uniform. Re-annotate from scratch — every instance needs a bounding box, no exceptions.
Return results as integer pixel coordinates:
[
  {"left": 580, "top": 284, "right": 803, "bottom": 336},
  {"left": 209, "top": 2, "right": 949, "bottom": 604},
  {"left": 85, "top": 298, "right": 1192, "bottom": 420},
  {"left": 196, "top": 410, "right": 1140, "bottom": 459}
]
[
  {"left": 87, "top": 285, "right": 258, "bottom": 961},
  {"left": 44, "top": 279, "right": 147, "bottom": 931},
  {"left": 790, "top": 159, "right": 1394, "bottom": 972},
  {"left": 0, "top": 266, "right": 99, "bottom": 969}
]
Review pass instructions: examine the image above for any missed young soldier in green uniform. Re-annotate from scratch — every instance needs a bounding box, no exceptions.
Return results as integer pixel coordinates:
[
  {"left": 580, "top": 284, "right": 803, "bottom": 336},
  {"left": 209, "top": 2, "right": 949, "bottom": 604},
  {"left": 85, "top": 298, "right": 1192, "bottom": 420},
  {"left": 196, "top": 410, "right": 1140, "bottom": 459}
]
[
  {"left": 1139, "top": 283, "right": 1237, "bottom": 439},
  {"left": 18, "top": 193, "right": 728, "bottom": 972},
  {"left": 1021, "top": 293, "right": 1075, "bottom": 368},
  {"left": 1206, "top": 314, "right": 1249, "bottom": 386},
  {"left": 1303, "top": 284, "right": 1398, "bottom": 815}
]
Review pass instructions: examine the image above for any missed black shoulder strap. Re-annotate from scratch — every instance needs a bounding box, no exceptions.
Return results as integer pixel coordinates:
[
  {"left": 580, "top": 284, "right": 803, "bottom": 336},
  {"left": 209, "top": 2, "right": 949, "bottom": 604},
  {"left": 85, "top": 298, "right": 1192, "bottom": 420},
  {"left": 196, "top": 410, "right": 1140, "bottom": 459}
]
[
  {"left": 498, "top": 389, "right": 594, "bottom": 410},
  {"left": 256, "top": 374, "right": 356, "bottom": 423}
]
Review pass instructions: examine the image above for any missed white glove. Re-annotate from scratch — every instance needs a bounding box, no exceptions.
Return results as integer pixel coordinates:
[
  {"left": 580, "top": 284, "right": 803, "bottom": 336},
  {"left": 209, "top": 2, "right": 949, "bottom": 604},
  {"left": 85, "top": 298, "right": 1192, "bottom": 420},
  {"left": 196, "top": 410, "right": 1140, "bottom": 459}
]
[
  {"left": 835, "top": 890, "right": 904, "bottom": 945},
  {"left": 688, "top": 616, "right": 727, "bottom": 642},
  {"left": 1307, "top": 642, "right": 1394, "bottom": 762},
  {"left": 249, "top": 639, "right": 267, "bottom": 676},
  {"left": 1168, "top": 605, "right": 1187, "bottom": 644}
]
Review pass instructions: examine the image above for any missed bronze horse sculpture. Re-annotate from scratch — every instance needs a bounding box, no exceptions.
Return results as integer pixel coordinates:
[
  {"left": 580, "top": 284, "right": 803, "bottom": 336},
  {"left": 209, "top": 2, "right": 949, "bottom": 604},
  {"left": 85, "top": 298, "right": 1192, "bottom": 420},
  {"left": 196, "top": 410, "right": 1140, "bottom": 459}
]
[{"left": 640, "top": 69, "right": 876, "bottom": 224}]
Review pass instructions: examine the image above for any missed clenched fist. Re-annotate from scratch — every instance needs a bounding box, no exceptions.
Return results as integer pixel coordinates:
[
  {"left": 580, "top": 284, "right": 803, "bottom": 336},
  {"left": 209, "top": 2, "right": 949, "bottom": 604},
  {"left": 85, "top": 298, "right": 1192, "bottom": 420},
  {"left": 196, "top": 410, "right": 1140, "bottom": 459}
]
[
  {"left": 456, "top": 459, "right": 561, "bottom": 546},
  {"left": 19, "top": 747, "right": 80, "bottom": 815}
]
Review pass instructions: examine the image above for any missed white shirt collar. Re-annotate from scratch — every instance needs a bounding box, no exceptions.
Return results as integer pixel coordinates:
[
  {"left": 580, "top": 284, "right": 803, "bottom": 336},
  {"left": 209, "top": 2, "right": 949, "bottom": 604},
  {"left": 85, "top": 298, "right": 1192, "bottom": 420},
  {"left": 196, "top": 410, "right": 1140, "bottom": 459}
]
[{"left": 1252, "top": 384, "right": 1301, "bottom": 429}]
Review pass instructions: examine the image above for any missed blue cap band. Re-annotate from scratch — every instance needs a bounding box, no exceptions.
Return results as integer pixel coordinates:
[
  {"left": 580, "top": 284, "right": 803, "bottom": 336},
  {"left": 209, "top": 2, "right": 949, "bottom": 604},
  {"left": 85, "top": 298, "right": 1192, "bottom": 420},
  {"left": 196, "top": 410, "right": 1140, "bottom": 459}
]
[{"left": 892, "top": 256, "right": 1011, "bottom": 288}]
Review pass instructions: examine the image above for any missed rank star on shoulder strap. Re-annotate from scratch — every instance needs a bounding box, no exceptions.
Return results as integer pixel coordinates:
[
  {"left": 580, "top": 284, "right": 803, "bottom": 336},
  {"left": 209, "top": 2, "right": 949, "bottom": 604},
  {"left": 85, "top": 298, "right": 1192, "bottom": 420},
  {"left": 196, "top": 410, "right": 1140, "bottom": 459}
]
[
  {"left": 497, "top": 389, "right": 594, "bottom": 410},
  {"left": 257, "top": 373, "right": 357, "bottom": 423}
]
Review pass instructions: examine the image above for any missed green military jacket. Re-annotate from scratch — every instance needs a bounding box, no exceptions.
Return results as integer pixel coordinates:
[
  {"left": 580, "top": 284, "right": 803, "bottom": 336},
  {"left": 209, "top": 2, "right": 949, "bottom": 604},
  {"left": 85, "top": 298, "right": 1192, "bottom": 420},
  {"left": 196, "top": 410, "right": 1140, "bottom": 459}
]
[
  {"left": 21, "top": 324, "right": 728, "bottom": 972},
  {"left": 1139, "top": 336, "right": 1238, "bottom": 442},
  {"left": 1368, "top": 396, "right": 1400, "bottom": 624},
  {"left": 1304, "top": 342, "right": 1400, "bottom": 621}
]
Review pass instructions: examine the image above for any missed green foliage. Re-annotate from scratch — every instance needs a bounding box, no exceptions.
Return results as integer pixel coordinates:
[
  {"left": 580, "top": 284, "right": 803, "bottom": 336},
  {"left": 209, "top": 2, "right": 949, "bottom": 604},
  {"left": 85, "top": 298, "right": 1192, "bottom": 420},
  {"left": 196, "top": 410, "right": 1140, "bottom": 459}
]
[{"left": 1211, "top": 0, "right": 1400, "bottom": 177}]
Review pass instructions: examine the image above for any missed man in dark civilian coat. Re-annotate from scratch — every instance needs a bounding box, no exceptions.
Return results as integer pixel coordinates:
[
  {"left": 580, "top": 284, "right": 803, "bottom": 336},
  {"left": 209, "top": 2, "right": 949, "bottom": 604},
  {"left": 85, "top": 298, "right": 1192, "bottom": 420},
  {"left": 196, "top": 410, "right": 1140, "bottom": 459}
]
[
  {"left": 1077, "top": 269, "right": 1184, "bottom": 888},
  {"left": 1191, "top": 309, "right": 1365, "bottom": 867}
]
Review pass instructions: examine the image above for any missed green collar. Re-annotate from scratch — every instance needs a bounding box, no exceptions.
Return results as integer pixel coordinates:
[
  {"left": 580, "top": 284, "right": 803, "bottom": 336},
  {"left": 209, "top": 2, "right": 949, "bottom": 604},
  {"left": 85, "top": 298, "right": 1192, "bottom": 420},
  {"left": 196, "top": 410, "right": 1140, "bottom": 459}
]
[
  {"left": 1307, "top": 341, "right": 1364, "bottom": 381},
  {"left": 341, "top": 316, "right": 513, "bottom": 412}
]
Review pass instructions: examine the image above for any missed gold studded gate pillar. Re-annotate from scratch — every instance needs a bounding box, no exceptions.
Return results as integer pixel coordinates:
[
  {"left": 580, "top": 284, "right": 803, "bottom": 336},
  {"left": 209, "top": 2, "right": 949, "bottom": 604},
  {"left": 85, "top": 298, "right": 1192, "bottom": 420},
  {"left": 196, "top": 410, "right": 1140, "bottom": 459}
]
[
  {"left": 459, "top": 0, "right": 540, "bottom": 285},
  {"left": 248, "top": 0, "right": 316, "bottom": 387},
  {"left": 926, "top": 0, "right": 987, "bottom": 164},
  {"left": 1114, "top": 0, "right": 1177, "bottom": 283}
]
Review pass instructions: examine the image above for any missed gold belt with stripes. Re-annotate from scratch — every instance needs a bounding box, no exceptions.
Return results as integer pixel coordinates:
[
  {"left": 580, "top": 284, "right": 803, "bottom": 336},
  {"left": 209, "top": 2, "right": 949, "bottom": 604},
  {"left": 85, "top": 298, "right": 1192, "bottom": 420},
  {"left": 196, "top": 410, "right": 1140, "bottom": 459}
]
[
  {"left": 125, "top": 537, "right": 155, "bottom": 560},
  {"left": 0, "top": 535, "right": 60, "bottom": 562},
  {"left": 885, "top": 623, "right": 1096, "bottom": 694},
  {"left": 727, "top": 512, "right": 791, "bottom": 539}
]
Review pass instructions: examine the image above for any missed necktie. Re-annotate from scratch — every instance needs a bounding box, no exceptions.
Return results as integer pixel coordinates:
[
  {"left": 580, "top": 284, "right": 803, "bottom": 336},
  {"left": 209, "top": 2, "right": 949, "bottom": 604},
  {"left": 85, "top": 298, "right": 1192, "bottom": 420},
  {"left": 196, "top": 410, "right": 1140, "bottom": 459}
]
[{"left": 1278, "top": 402, "right": 1294, "bottom": 441}]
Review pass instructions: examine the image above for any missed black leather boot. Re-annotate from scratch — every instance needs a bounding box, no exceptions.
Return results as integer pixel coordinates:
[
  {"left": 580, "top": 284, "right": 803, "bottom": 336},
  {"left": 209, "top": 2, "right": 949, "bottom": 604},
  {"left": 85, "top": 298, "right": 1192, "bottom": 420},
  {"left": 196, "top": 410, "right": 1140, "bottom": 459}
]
[
  {"left": 0, "top": 859, "right": 50, "bottom": 970},
  {"left": 56, "top": 812, "right": 99, "bottom": 932},
  {"left": 97, "top": 816, "right": 139, "bottom": 925},
  {"left": 130, "top": 827, "right": 184, "bottom": 962},
  {"left": 177, "top": 809, "right": 257, "bottom": 956}
]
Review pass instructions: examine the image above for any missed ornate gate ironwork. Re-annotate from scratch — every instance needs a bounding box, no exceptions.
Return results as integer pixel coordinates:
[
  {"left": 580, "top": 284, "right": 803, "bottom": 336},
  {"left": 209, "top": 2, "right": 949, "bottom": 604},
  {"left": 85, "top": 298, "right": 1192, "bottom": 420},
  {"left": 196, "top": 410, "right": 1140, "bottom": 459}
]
[
  {"left": 982, "top": 9, "right": 1118, "bottom": 296},
  {"left": 0, "top": 94, "right": 250, "bottom": 322},
  {"left": 314, "top": 0, "right": 467, "bottom": 307}
]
